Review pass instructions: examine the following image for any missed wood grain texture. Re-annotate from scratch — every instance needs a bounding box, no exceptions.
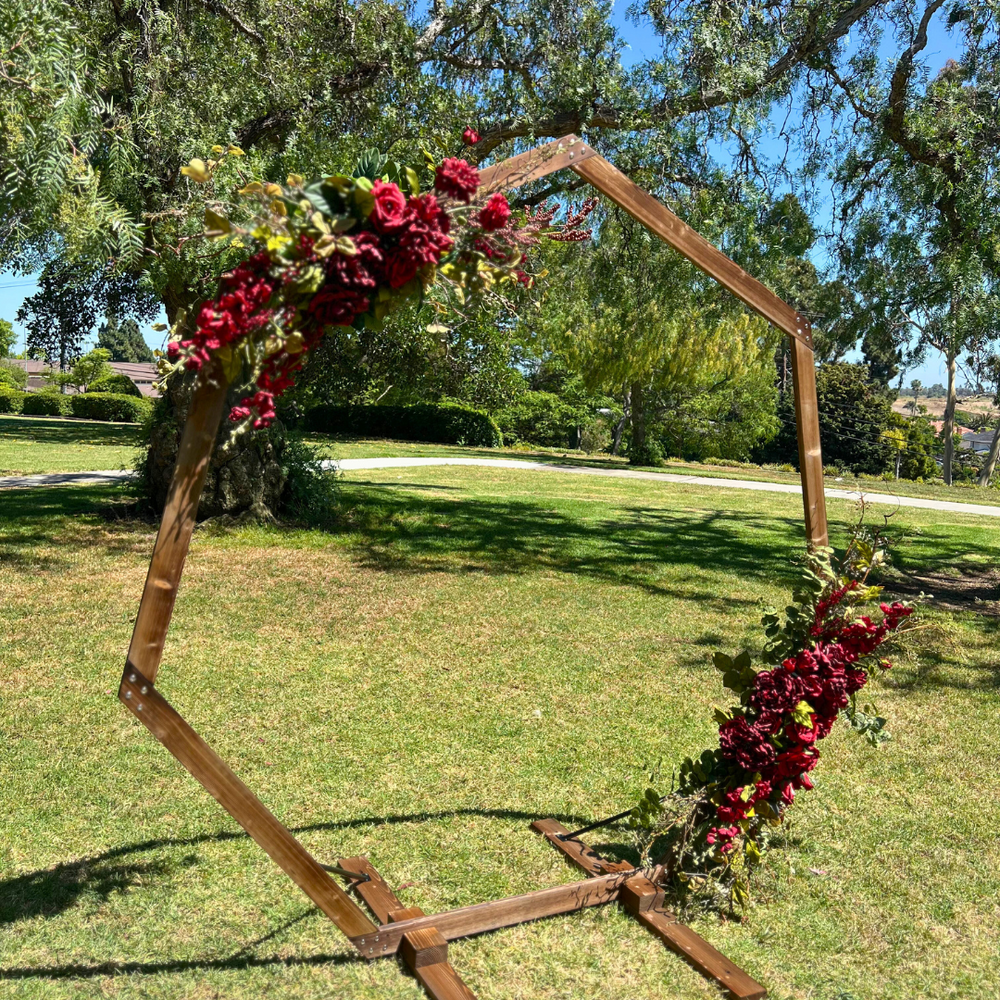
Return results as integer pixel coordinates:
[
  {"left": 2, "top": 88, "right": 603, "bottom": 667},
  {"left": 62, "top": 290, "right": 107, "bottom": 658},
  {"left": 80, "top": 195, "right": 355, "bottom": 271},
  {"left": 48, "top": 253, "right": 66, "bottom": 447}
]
[
  {"left": 534, "top": 820, "right": 766, "bottom": 1000},
  {"left": 477, "top": 135, "right": 596, "bottom": 195},
  {"left": 337, "top": 859, "right": 478, "bottom": 998},
  {"left": 569, "top": 155, "right": 812, "bottom": 349},
  {"left": 337, "top": 856, "right": 404, "bottom": 925},
  {"left": 118, "top": 668, "right": 375, "bottom": 939},
  {"left": 531, "top": 818, "right": 634, "bottom": 876},
  {"left": 402, "top": 927, "right": 449, "bottom": 969},
  {"left": 126, "top": 363, "right": 229, "bottom": 683},
  {"left": 350, "top": 871, "right": 631, "bottom": 956},
  {"left": 789, "top": 336, "right": 829, "bottom": 549},
  {"left": 632, "top": 893, "right": 767, "bottom": 1000}
]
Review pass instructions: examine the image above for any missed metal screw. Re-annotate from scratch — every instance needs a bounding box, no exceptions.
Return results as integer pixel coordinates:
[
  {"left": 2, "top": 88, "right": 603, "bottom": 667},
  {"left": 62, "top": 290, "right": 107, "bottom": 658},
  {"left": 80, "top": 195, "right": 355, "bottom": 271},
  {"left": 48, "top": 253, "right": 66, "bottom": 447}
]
[
  {"left": 137, "top": 704, "right": 143, "bottom": 712},
  {"left": 375, "top": 935, "right": 379, "bottom": 942},
  {"left": 569, "top": 151, "right": 575, "bottom": 158},
  {"left": 382, "top": 945, "right": 387, "bottom": 952},
  {"left": 360, "top": 938, "right": 365, "bottom": 945},
  {"left": 368, "top": 948, "right": 373, "bottom": 955},
  {"left": 124, "top": 691, "right": 132, "bottom": 699},
  {"left": 140, "top": 686, "right": 148, "bottom": 694},
  {"left": 129, "top": 673, "right": 136, "bottom": 682}
]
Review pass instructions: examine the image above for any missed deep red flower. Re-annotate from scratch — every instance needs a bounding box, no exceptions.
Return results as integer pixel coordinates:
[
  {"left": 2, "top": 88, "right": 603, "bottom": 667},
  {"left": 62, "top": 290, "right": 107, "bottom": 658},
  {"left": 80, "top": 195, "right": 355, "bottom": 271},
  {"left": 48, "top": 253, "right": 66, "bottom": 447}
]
[
  {"left": 719, "top": 716, "right": 776, "bottom": 771},
  {"left": 370, "top": 179, "right": 408, "bottom": 233},
  {"left": 463, "top": 127, "right": 481, "bottom": 145},
  {"left": 434, "top": 157, "right": 480, "bottom": 202},
  {"left": 479, "top": 192, "right": 511, "bottom": 232}
]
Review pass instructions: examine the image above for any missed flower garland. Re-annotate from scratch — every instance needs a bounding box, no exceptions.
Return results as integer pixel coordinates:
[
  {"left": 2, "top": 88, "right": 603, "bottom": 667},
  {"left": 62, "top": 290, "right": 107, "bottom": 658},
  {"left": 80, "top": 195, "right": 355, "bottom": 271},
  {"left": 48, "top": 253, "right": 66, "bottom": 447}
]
[
  {"left": 635, "top": 539, "right": 915, "bottom": 908},
  {"left": 165, "top": 143, "right": 594, "bottom": 428}
]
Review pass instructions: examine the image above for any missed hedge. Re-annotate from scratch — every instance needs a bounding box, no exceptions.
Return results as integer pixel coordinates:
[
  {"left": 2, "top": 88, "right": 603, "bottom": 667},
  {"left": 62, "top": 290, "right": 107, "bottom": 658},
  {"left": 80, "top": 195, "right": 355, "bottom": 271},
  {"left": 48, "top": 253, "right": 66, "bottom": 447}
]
[
  {"left": 0, "top": 387, "right": 25, "bottom": 413},
  {"left": 494, "top": 390, "right": 590, "bottom": 448},
  {"left": 71, "top": 392, "right": 153, "bottom": 423},
  {"left": 303, "top": 402, "right": 502, "bottom": 447},
  {"left": 88, "top": 372, "right": 142, "bottom": 397},
  {"left": 23, "top": 392, "right": 72, "bottom": 416}
]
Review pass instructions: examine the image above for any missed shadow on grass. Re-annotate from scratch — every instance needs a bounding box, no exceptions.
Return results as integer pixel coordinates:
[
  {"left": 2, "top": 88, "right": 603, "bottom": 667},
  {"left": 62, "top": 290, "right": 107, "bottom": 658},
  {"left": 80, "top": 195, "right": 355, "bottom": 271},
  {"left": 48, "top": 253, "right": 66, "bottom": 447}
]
[
  {"left": 0, "top": 415, "right": 141, "bottom": 446},
  {"left": 0, "top": 808, "right": 594, "bottom": 929},
  {"left": 333, "top": 480, "right": 805, "bottom": 599},
  {"left": 0, "top": 806, "right": 629, "bottom": 981}
]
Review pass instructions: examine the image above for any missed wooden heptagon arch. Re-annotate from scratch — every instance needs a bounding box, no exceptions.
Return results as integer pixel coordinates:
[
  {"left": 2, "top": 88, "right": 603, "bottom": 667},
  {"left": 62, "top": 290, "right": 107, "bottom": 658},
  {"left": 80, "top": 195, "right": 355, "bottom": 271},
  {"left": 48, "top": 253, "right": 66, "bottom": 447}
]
[{"left": 118, "top": 137, "right": 827, "bottom": 1000}]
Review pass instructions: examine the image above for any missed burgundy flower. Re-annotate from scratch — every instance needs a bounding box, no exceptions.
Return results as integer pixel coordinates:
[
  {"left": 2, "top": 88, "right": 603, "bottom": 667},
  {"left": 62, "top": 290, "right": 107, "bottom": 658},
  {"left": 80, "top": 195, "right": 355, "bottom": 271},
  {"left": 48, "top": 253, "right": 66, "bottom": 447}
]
[
  {"left": 463, "top": 127, "right": 481, "bottom": 145},
  {"left": 434, "top": 157, "right": 480, "bottom": 202},
  {"left": 719, "top": 716, "right": 776, "bottom": 771},
  {"left": 479, "top": 192, "right": 511, "bottom": 232}
]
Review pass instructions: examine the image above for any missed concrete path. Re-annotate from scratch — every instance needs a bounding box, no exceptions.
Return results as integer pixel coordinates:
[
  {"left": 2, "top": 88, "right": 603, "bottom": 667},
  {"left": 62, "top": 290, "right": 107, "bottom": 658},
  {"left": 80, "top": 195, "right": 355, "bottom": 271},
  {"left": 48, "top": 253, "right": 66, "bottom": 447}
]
[
  {"left": 3, "top": 456, "right": 1000, "bottom": 519},
  {"left": 328, "top": 456, "right": 1000, "bottom": 518}
]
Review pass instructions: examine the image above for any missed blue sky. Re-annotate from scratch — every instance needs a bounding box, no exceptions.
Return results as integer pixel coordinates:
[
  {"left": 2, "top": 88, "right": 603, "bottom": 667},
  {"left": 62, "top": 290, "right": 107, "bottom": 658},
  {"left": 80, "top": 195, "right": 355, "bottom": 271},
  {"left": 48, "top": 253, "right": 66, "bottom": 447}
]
[{"left": 0, "top": 4, "right": 964, "bottom": 387}]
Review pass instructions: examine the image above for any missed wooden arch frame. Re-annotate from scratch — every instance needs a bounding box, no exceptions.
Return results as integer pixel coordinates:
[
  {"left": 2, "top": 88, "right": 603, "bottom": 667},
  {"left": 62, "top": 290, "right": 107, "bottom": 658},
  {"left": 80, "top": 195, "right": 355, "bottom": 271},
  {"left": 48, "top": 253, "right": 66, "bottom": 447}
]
[{"left": 117, "top": 138, "right": 829, "bottom": 1000}]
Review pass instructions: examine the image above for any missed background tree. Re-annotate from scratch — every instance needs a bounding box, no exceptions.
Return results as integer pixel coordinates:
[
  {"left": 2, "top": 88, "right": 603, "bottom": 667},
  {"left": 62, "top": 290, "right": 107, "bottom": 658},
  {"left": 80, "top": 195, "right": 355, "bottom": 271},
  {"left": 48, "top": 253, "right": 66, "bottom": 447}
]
[
  {"left": 0, "top": 317, "right": 15, "bottom": 357},
  {"left": 97, "top": 316, "right": 155, "bottom": 363}
]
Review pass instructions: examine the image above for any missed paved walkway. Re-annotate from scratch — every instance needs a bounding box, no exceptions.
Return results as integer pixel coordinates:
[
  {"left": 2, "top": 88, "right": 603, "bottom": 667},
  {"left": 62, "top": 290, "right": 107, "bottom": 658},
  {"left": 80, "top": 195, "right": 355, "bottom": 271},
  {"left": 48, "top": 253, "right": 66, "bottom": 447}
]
[{"left": 3, "top": 457, "right": 1000, "bottom": 519}]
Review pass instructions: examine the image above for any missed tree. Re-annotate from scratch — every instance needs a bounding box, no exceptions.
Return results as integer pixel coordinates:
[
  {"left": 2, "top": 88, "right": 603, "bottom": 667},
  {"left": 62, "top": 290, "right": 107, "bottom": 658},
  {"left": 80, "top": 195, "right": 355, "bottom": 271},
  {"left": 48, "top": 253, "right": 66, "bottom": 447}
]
[
  {"left": 815, "top": 363, "right": 895, "bottom": 475},
  {"left": 97, "top": 316, "right": 155, "bottom": 363},
  {"left": 46, "top": 347, "right": 112, "bottom": 393},
  {"left": 0, "top": 317, "right": 15, "bottom": 357}
]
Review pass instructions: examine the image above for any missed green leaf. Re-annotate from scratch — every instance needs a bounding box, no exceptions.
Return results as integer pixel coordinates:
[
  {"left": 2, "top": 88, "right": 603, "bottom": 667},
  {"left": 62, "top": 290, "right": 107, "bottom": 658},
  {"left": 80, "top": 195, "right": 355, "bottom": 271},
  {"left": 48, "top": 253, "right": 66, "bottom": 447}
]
[
  {"left": 713, "top": 651, "right": 733, "bottom": 673},
  {"left": 790, "top": 700, "right": 814, "bottom": 727},
  {"left": 353, "top": 148, "right": 387, "bottom": 181}
]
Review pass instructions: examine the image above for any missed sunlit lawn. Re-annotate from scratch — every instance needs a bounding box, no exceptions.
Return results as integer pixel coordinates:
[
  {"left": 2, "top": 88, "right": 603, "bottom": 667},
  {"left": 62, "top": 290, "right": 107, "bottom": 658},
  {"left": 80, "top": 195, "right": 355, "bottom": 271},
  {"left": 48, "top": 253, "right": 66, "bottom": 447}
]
[
  {"left": 0, "top": 415, "right": 143, "bottom": 475},
  {"left": 2, "top": 464, "right": 998, "bottom": 999}
]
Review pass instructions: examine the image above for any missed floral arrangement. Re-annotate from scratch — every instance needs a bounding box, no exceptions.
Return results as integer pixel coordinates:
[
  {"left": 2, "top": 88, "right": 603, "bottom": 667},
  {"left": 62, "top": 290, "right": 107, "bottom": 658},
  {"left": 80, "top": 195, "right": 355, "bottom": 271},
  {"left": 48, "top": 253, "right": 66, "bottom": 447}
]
[
  {"left": 164, "top": 143, "right": 594, "bottom": 427},
  {"left": 635, "top": 534, "right": 915, "bottom": 909}
]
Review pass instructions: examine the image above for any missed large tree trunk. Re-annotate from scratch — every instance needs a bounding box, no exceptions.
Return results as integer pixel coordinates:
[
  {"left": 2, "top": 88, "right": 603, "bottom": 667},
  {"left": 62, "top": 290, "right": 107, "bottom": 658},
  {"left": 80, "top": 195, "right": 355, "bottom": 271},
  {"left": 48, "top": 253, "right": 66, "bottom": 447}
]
[
  {"left": 977, "top": 419, "right": 1000, "bottom": 487},
  {"left": 143, "top": 369, "right": 289, "bottom": 520},
  {"left": 942, "top": 349, "right": 958, "bottom": 486},
  {"left": 629, "top": 380, "right": 646, "bottom": 464}
]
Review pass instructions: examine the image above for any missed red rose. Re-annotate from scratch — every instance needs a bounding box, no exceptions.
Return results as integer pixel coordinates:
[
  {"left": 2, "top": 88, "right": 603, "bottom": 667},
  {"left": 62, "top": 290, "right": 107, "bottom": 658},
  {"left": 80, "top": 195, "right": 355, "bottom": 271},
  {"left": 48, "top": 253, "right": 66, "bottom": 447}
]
[
  {"left": 434, "top": 157, "right": 480, "bottom": 202},
  {"left": 370, "top": 180, "right": 407, "bottom": 233},
  {"left": 479, "top": 192, "right": 511, "bottom": 232},
  {"left": 463, "top": 127, "right": 481, "bottom": 145}
]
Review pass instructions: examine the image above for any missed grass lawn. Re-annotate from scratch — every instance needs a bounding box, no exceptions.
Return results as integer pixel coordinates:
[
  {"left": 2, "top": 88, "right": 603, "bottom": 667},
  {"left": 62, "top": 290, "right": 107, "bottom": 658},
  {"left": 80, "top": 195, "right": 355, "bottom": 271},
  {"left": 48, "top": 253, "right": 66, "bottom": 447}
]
[
  {"left": 0, "top": 415, "right": 143, "bottom": 476},
  {"left": 2, "top": 465, "right": 998, "bottom": 999}
]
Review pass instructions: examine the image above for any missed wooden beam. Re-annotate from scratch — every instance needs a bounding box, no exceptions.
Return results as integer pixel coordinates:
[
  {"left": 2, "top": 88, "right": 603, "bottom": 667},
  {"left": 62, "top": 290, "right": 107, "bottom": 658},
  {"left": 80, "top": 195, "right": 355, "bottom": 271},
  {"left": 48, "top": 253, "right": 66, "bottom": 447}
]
[
  {"left": 533, "top": 820, "right": 767, "bottom": 1000},
  {"left": 350, "top": 870, "right": 633, "bottom": 957},
  {"left": 531, "top": 818, "right": 634, "bottom": 876},
  {"left": 338, "top": 857, "right": 477, "bottom": 999},
  {"left": 117, "top": 667, "right": 376, "bottom": 939},
  {"left": 568, "top": 154, "right": 813, "bottom": 349},
  {"left": 126, "top": 363, "right": 229, "bottom": 683},
  {"left": 789, "top": 337, "right": 829, "bottom": 549},
  {"left": 477, "top": 134, "right": 597, "bottom": 195}
]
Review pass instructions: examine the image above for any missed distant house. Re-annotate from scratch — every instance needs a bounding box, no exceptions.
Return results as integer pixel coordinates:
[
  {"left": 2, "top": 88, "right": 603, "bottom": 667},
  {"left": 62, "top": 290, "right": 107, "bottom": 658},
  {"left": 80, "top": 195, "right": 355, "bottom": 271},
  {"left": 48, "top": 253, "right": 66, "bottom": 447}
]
[
  {"left": 6, "top": 359, "right": 160, "bottom": 397},
  {"left": 928, "top": 419, "right": 974, "bottom": 438},
  {"left": 962, "top": 430, "right": 998, "bottom": 454}
]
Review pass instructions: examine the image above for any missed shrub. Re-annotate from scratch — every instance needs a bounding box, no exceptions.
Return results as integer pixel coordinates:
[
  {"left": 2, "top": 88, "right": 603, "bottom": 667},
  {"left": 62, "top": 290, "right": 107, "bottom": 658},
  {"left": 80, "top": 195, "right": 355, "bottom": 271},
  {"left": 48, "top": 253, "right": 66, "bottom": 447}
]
[
  {"left": 279, "top": 436, "right": 340, "bottom": 527},
  {"left": 629, "top": 438, "right": 664, "bottom": 467},
  {"left": 87, "top": 372, "right": 142, "bottom": 397},
  {"left": 0, "top": 387, "right": 25, "bottom": 413},
  {"left": 71, "top": 392, "right": 153, "bottom": 423},
  {"left": 0, "top": 362, "right": 27, "bottom": 389},
  {"left": 23, "top": 391, "right": 72, "bottom": 416},
  {"left": 494, "top": 391, "right": 589, "bottom": 448},
  {"left": 303, "top": 401, "right": 502, "bottom": 447}
]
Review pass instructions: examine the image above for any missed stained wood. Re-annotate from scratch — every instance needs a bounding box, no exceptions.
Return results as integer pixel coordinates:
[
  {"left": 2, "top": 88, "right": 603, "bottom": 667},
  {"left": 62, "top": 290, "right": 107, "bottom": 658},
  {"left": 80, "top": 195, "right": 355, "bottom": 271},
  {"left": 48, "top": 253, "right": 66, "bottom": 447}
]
[
  {"left": 350, "top": 870, "right": 632, "bottom": 956},
  {"left": 632, "top": 890, "right": 767, "bottom": 1000},
  {"left": 118, "top": 667, "right": 375, "bottom": 939},
  {"left": 531, "top": 818, "right": 634, "bottom": 876},
  {"left": 338, "top": 855, "right": 403, "bottom": 924},
  {"left": 477, "top": 134, "right": 597, "bottom": 195},
  {"left": 126, "top": 363, "right": 229, "bottom": 683},
  {"left": 569, "top": 155, "right": 812, "bottom": 349},
  {"left": 402, "top": 927, "right": 449, "bottom": 969},
  {"left": 536, "top": 821, "right": 766, "bottom": 999},
  {"left": 337, "top": 859, "right": 478, "bottom": 998},
  {"left": 415, "top": 961, "right": 479, "bottom": 1000},
  {"left": 789, "top": 336, "right": 829, "bottom": 549}
]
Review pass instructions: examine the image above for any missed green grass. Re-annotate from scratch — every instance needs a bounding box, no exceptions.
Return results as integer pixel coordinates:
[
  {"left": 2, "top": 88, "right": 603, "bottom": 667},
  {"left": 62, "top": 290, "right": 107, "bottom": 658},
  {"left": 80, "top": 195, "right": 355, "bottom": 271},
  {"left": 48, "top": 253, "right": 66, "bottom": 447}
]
[
  {"left": 0, "top": 414, "right": 143, "bottom": 475},
  {"left": 2, "top": 466, "right": 998, "bottom": 999},
  {"left": 308, "top": 435, "right": 1000, "bottom": 507}
]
